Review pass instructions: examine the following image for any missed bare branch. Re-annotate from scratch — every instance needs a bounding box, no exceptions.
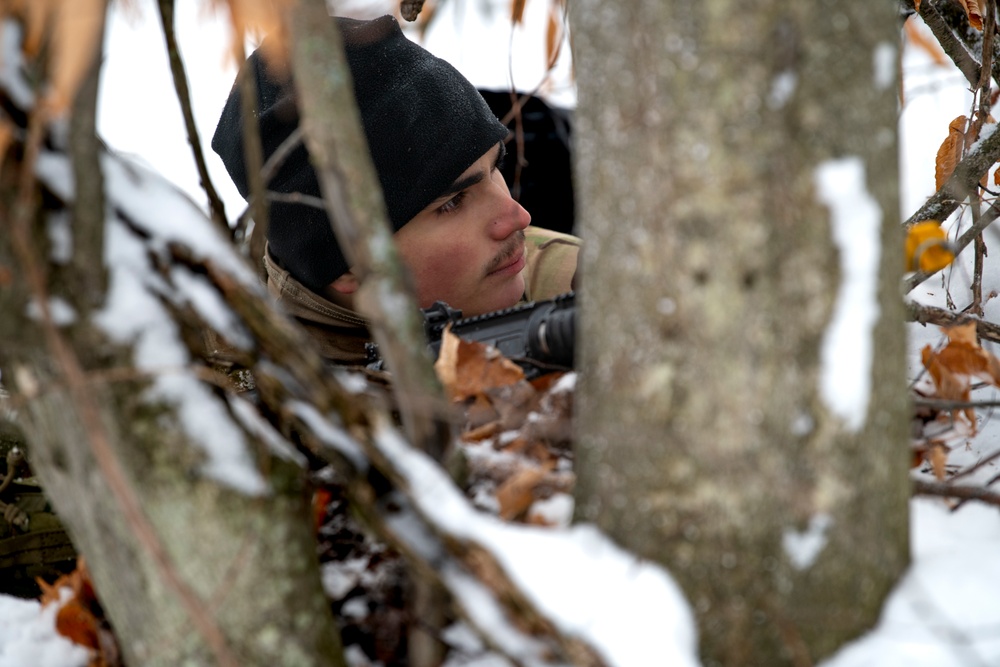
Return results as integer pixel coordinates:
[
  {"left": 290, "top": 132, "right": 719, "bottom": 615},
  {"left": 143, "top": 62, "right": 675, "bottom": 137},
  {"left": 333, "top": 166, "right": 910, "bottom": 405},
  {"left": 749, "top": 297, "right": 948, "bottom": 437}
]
[
  {"left": 283, "top": 1, "right": 452, "bottom": 462},
  {"left": 155, "top": 0, "right": 229, "bottom": 232},
  {"left": 914, "top": 478, "right": 1000, "bottom": 506},
  {"left": 918, "top": 1, "right": 981, "bottom": 87},
  {"left": 905, "top": 301, "right": 1000, "bottom": 343},
  {"left": 904, "top": 198, "right": 1000, "bottom": 292}
]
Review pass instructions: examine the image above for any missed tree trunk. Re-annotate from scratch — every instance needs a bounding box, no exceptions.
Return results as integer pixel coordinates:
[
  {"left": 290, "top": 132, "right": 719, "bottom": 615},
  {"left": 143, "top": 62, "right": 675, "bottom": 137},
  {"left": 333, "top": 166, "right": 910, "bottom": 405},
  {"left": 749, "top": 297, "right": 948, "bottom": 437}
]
[
  {"left": 0, "top": 13, "right": 344, "bottom": 666},
  {"left": 571, "top": 2, "right": 910, "bottom": 664}
]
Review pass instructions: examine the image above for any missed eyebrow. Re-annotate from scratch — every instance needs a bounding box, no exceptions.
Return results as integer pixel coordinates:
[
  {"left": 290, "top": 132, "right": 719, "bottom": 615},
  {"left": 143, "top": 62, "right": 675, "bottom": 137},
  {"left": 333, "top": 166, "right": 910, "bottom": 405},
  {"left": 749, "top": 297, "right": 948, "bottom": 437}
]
[{"left": 434, "top": 143, "right": 506, "bottom": 200}]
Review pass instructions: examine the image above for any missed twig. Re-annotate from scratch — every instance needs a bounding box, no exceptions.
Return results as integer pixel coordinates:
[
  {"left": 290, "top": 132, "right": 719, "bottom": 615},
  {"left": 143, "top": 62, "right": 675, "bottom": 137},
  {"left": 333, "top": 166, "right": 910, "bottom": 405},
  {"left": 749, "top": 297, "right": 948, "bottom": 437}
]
[
  {"left": 919, "top": 1, "right": 981, "bottom": 88},
  {"left": 913, "top": 478, "right": 1000, "bottom": 506},
  {"left": 68, "top": 13, "right": 107, "bottom": 309},
  {"left": 948, "top": 445, "right": 1000, "bottom": 483},
  {"left": 155, "top": 0, "right": 229, "bottom": 232},
  {"left": 914, "top": 397, "right": 1000, "bottom": 409},
  {"left": 905, "top": 301, "right": 1000, "bottom": 343},
  {"left": 235, "top": 42, "right": 269, "bottom": 268},
  {"left": 904, "top": 200, "right": 1000, "bottom": 292},
  {"left": 260, "top": 125, "right": 304, "bottom": 185}
]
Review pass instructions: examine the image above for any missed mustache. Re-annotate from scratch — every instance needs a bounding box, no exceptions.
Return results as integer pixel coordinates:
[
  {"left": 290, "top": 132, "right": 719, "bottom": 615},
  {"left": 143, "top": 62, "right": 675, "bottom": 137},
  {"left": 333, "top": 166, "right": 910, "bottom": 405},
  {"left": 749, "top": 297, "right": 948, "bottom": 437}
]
[{"left": 484, "top": 231, "right": 526, "bottom": 275}]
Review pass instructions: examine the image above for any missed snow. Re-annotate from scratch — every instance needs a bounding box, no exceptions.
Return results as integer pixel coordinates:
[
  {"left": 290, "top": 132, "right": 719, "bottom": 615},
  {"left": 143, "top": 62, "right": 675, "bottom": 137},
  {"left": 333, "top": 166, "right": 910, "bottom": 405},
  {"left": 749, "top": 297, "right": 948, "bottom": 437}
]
[
  {"left": 820, "top": 500, "right": 1000, "bottom": 667},
  {"left": 815, "top": 157, "right": 882, "bottom": 432},
  {"left": 287, "top": 400, "right": 368, "bottom": 470},
  {"left": 25, "top": 296, "right": 78, "bottom": 327},
  {"left": 5, "top": 6, "right": 1000, "bottom": 667},
  {"left": 373, "top": 421, "right": 700, "bottom": 667},
  {"left": 782, "top": 512, "right": 834, "bottom": 571},
  {"left": 873, "top": 42, "right": 897, "bottom": 91},
  {"left": 0, "top": 590, "right": 90, "bottom": 667},
  {"left": 767, "top": 70, "right": 797, "bottom": 110}
]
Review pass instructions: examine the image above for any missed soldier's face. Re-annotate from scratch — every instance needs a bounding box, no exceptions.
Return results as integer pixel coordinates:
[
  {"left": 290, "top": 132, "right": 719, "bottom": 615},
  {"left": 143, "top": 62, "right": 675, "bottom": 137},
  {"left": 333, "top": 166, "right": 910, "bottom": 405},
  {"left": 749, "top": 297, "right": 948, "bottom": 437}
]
[{"left": 393, "top": 143, "right": 531, "bottom": 316}]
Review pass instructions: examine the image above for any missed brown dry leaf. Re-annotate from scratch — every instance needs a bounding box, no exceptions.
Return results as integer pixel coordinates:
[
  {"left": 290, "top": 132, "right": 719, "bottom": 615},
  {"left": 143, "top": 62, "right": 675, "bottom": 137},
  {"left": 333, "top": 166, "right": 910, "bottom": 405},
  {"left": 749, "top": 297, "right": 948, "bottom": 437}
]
[
  {"left": 496, "top": 462, "right": 554, "bottom": 520},
  {"left": 922, "top": 344, "right": 974, "bottom": 426},
  {"left": 938, "top": 321, "right": 1000, "bottom": 385},
  {"left": 904, "top": 220, "right": 954, "bottom": 272},
  {"left": 465, "top": 393, "right": 500, "bottom": 431},
  {"left": 434, "top": 324, "right": 462, "bottom": 396},
  {"left": 930, "top": 444, "right": 949, "bottom": 480},
  {"left": 49, "top": 0, "right": 105, "bottom": 113},
  {"left": 935, "top": 116, "right": 968, "bottom": 190},
  {"left": 486, "top": 380, "right": 540, "bottom": 432},
  {"left": 904, "top": 16, "right": 948, "bottom": 67},
  {"left": 463, "top": 420, "right": 501, "bottom": 442},
  {"left": 920, "top": 322, "right": 1000, "bottom": 430},
  {"left": 56, "top": 599, "right": 101, "bottom": 650},
  {"left": 213, "top": 0, "right": 292, "bottom": 67},
  {"left": 434, "top": 326, "right": 525, "bottom": 402},
  {"left": 400, "top": 0, "right": 426, "bottom": 22},
  {"left": 0, "top": 119, "right": 13, "bottom": 167},
  {"left": 510, "top": 0, "right": 526, "bottom": 24},
  {"left": 2, "top": 0, "right": 106, "bottom": 113},
  {"left": 957, "top": 0, "right": 984, "bottom": 30}
]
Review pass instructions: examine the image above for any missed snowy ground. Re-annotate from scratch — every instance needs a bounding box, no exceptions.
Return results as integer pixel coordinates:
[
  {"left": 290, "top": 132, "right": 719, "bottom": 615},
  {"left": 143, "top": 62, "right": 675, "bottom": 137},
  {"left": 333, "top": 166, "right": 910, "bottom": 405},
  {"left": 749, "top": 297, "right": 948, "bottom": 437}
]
[{"left": 3, "top": 5, "right": 1000, "bottom": 667}]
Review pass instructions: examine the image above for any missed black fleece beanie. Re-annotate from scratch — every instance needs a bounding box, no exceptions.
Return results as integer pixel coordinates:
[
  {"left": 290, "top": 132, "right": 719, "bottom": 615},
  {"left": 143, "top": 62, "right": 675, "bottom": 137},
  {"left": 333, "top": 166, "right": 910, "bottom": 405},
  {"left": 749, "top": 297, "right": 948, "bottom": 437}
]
[{"left": 211, "top": 15, "right": 510, "bottom": 293}]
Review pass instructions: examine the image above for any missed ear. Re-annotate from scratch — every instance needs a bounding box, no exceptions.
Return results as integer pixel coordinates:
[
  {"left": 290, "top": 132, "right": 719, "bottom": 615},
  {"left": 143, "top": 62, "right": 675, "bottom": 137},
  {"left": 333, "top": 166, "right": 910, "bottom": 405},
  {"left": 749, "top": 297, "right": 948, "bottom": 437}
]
[{"left": 329, "top": 271, "right": 360, "bottom": 295}]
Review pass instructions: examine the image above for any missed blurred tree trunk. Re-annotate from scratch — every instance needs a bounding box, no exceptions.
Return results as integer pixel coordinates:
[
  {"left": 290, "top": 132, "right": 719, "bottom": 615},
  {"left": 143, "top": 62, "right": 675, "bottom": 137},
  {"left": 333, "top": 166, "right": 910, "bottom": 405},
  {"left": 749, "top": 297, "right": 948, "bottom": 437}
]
[
  {"left": 0, "top": 12, "right": 344, "bottom": 667},
  {"left": 571, "top": 1, "right": 910, "bottom": 664}
]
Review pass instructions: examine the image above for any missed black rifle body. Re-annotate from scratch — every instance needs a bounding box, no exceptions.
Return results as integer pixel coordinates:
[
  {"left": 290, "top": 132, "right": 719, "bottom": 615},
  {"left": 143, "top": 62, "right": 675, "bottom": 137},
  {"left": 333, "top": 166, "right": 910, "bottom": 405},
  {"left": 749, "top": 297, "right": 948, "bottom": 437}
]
[{"left": 368, "top": 292, "right": 576, "bottom": 378}]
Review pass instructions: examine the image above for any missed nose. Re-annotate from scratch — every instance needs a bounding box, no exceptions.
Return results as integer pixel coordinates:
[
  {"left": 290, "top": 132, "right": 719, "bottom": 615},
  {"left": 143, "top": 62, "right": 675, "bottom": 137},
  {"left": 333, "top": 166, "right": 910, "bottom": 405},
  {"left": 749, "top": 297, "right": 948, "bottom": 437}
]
[{"left": 488, "top": 190, "right": 531, "bottom": 241}]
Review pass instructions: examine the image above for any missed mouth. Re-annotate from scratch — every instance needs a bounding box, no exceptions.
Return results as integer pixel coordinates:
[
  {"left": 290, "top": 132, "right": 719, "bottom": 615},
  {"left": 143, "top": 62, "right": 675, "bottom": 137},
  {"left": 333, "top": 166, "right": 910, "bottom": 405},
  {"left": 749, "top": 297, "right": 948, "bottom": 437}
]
[{"left": 486, "top": 236, "right": 526, "bottom": 277}]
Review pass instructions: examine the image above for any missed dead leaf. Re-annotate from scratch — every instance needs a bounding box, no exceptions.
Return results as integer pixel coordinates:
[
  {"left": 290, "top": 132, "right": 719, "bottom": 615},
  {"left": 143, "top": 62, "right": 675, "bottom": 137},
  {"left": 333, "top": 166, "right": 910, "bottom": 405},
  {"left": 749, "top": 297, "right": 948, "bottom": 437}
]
[
  {"left": 463, "top": 420, "right": 501, "bottom": 442},
  {"left": 920, "top": 322, "right": 1000, "bottom": 430},
  {"left": 957, "top": 0, "right": 984, "bottom": 30},
  {"left": 935, "top": 116, "right": 968, "bottom": 190},
  {"left": 905, "top": 220, "right": 954, "bottom": 272},
  {"left": 55, "top": 599, "right": 101, "bottom": 650},
  {"left": 434, "top": 326, "right": 525, "bottom": 402},
  {"left": 929, "top": 444, "right": 949, "bottom": 480},
  {"left": 0, "top": 120, "right": 13, "bottom": 167},
  {"left": 2, "top": 0, "right": 106, "bottom": 113},
  {"left": 496, "top": 462, "right": 553, "bottom": 520},
  {"left": 213, "top": 0, "right": 293, "bottom": 67},
  {"left": 511, "top": 0, "right": 526, "bottom": 24}
]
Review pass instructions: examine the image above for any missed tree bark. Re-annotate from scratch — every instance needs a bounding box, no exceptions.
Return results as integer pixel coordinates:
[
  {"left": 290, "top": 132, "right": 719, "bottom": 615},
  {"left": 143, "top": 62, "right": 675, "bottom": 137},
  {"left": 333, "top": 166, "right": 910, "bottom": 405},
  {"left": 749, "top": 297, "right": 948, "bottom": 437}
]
[
  {"left": 571, "top": 2, "right": 910, "bottom": 664},
  {"left": 0, "top": 12, "right": 344, "bottom": 666}
]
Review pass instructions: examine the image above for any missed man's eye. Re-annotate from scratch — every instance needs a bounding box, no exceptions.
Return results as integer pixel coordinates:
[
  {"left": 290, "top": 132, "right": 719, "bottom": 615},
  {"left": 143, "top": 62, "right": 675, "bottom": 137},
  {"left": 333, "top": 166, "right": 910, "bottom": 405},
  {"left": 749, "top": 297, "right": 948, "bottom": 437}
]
[{"left": 439, "top": 191, "right": 466, "bottom": 214}]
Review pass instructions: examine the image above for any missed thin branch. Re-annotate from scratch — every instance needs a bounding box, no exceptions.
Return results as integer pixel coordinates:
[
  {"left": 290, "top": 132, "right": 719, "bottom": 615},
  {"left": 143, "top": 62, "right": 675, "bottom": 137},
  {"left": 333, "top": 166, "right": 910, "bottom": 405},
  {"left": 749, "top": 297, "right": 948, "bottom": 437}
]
[
  {"left": 155, "top": 0, "right": 229, "bottom": 232},
  {"left": 235, "top": 42, "right": 269, "bottom": 269},
  {"left": 914, "top": 397, "right": 1000, "bottom": 409},
  {"left": 283, "top": 1, "right": 452, "bottom": 462},
  {"left": 913, "top": 478, "right": 1000, "bottom": 506},
  {"left": 68, "top": 11, "right": 107, "bottom": 309},
  {"left": 918, "top": 0, "right": 981, "bottom": 87},
  {"left": 903, "top": 127, "right": 1000, "bottom": 231},
  {"left": 904, "top": 198, "right": 1000, "bottom": 292},
  {"left": 906, "top": 301, "right": 1000, "bottom": 343},
  {"left": 949, "top": 445, "right": 1000, "bottom": 482}
]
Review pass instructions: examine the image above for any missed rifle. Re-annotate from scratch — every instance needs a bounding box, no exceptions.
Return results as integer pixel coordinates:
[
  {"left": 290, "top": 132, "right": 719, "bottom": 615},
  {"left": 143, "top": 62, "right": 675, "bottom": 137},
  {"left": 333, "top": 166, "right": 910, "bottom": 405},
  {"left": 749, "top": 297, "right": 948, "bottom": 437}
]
[{"left": 367, "top": 292, "right": 576, "bottom": 378}]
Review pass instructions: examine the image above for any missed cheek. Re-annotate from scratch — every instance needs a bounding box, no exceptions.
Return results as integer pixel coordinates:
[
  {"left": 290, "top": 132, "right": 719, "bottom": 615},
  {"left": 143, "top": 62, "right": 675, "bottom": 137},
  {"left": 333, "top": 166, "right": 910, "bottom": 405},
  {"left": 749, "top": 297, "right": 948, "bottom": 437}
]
[{"left": 401, "top": 240, "right": 478, "bottom": 305}]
